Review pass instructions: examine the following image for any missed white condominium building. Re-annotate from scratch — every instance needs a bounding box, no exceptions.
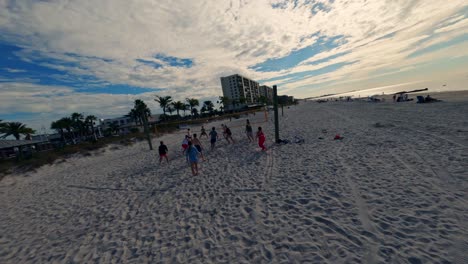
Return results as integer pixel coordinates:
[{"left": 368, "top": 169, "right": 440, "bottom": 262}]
[
  {"left": 220, "top": 74, "right": 260, "bottom": 109},
  {"left": 259, "top": 85, "right": 274, "bottom": 103}
]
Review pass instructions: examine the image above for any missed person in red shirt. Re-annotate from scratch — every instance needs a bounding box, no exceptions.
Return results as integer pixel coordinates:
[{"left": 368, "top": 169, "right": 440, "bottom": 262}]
[{"left": 256, "top": 126, "right": 266, "bottom": 151}]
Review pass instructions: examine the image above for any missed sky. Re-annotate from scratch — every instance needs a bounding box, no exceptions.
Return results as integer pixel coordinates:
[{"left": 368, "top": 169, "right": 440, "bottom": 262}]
[{"left": 0, "top": 0, "right": 467, "bottom": 133}]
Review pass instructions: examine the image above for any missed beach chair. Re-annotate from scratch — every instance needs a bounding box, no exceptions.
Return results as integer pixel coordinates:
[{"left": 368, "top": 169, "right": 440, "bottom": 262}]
[{"left": 416, "top": 96, "right": 425, "bottom": 104}]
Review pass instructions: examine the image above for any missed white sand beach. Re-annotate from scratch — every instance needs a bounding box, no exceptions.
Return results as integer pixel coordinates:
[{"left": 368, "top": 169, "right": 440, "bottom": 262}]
[{"left": 1, "top": 91, "right": 467, "bottom": 263}]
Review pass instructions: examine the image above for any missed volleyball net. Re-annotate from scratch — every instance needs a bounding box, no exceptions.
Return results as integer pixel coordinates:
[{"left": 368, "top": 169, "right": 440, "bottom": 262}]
[{"left": 151, "top": 107, "right": 269, "bottom": 135}]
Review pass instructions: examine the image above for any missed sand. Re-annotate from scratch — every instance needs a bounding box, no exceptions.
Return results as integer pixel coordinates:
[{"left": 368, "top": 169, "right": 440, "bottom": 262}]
[{"left": 1, "top": 91, "right": 467, "bottom": 263}]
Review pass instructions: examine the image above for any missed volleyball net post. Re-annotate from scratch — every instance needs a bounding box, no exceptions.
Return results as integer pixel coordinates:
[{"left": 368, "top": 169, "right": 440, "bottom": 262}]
[{"left": 273, "top": 85, "right": 280, "bottom": 143}]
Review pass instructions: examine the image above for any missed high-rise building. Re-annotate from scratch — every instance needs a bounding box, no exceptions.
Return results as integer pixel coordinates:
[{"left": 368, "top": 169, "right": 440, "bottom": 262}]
[
  {"left": 220, "top": 74, "right": 260, "bottom": 110},
  {"left": 259, "top": 85, "right": 273, "bottom": 104}
]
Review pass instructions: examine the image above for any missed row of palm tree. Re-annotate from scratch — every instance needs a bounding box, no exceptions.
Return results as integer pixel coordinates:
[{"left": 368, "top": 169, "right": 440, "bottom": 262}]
[
  {"left": 154, "top": 96, "right": 220, "bottom": 120},
  {"left": 50, "top": 113, "right": 98, "bottom": 143},
  {"left": 0, "top": 120, "right": 36, "bottom": 140},
  {"left": 154, "top": 95, "right": 263, "bottom": 121}
]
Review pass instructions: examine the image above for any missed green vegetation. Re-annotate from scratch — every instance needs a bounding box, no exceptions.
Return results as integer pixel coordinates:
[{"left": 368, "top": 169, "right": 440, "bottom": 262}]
[
  {"left": 154, "top": 95, "right": 173, "bottom": 119},
  {"left": 0, "top": 121, "right": 35, "bottom": 140},
  {"left": 217, "top": 96, "right": 230, "bottom": 112},
  {"left": 50, "top": 113, "right": 100, "bottom": 142},
  {"left": 186, "top": 98, "right": 199, "bottom": 117},
  {"left": 172, "top": 101, "right": 185, "bottom": 117},
  {"left": 0, "top": 133, "right": 147, "bottom": 179},
  {"left": 1, "top": 92, "right": 277, "bottom": 179}
]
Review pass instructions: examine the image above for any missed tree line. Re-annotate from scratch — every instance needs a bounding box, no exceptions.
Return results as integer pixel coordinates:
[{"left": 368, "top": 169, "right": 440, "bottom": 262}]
[
  {"left": 153, "top": 96, "right": 220, "bottom": 120},
  {"left": 150, "top": 94, "right": 270, "bottom": 120},
  {"left": 49, "top": 113, "right": 98, "bottom": 143},
  {"left": 0, "top": 93, "right": 275, "bottom": 141}
]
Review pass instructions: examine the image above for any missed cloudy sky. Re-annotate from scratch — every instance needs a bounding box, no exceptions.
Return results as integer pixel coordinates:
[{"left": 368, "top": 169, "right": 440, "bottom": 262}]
[{"left": 0, "top": 0, "right": 467, "bottom": 131}]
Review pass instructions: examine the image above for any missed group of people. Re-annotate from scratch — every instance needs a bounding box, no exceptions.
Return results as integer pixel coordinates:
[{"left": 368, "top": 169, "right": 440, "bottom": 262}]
[{"left": 158, "top": 119, "right": 267, "bottom": 176}]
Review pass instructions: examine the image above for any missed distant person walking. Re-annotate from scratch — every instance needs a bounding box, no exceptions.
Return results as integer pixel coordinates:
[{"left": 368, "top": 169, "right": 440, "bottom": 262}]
[
  {"left": 186, "top": 141, "right": 201, "bottom": 176},
  {"left": 209, "top": 127, "right": 218, "bottom": 150},
  {"left": 200, "top": 126, "right": 208, "bottom": 139},
  {"left": 256, "top": 126, "right": 267, "bottom": 151},
  {"left": 245, "top": 119, "right": 254, "bottom": 142},
  {"left": 158, "top": 141, "right": 169, "bottom": 164},
  {"left": 191, "top": 133, "right": 206, "bottom": 161}
]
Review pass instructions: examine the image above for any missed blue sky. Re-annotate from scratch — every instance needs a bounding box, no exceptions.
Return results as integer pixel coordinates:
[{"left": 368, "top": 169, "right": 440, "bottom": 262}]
[
  {"left": 250, "top": 35, "right": 347, "bottom": 72},
  {"left": 0, "top": 0, "right": 467, "bottom": 133}
]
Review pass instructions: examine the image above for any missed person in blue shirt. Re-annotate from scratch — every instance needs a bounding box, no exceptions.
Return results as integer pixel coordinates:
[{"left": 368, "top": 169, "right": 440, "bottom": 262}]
[
  {"left": 186, "top": 141, "right": 201, "bottom": 176},
  {"left": 209, "top": 127, "right": 218, "bottom": 150}
]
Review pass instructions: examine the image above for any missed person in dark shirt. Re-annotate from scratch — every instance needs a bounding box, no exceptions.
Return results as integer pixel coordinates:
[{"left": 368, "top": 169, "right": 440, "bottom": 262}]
[
  {"left": 245, "top": 119, "right": 254, "bottom": 142},
  {"left": 209, "top": 127, "right": 218, "bottom": 150},
  {"left": 222, "top": 124, "right": 235, "bottom": 144},
  {"left": 158, "top": 141, "right": 169, "bottom": 164}
]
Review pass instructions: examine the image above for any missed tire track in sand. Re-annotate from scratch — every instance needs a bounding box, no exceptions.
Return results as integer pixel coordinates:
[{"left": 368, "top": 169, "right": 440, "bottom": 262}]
[
  {"left": 324, "top": 106, "right": 382, "bottom": 262},
  {"left": 325, "top": 103, "right": 467, "bottom": 263},
  {"left": 389, "top": 149, "right": 468, "bottom": 264},
  {"left": 335, "top": 143, "right": 380, "bottom": 263}
]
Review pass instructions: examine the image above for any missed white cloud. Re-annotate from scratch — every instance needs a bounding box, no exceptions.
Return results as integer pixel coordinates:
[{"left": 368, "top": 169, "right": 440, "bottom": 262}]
[
  {"left": 3, "top": 68, "right": 27, "bottom": 73},
  {"left": 0, "top": 0, "right": 466, "bottom": 106},
  {"left": 434, "top": 17, "right": 468, "bottom": 34},
  {"left": 0, "top": 81, "right": 223, "bottom": 132}
]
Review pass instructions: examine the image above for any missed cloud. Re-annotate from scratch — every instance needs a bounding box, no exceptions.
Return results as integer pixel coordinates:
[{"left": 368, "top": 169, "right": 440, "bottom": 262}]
[
  {"left": 0, "top": 81, "right": 223, "bottom": 132},
  {"left": 0, "top": 82, "right": 158, "bottom": 131},
  {"left": 0, "top": 0, "right": 466, "bottom": 122},
  {"left": 3, "top": 68, "right": 26, "bottom": 73}
]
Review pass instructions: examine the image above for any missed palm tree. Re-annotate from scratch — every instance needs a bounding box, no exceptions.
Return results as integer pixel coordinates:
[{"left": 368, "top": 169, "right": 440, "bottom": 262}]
[
  {"left": 127, "top": 100, "right": 151, "bottom": 137},
  {"left": 203, "top": 101, "right": 214, "bottom": 115},
  {"left": 172, "top": 101, "right": 185, "bottom": 117},
  {"left": 85, "top": 115, "right": 98, "bottom": 140},
  {"left": 191, "top": 108, "right": 199, "bottom": 117},
  {"left": 200, "top": 105, "right": 207, "bottom": 115},
  {"left": 183, "top": 104, "right": 189, "bottom": 116},
  {"left": 51, "top": 119, "right": 66, "bottom": 142},
  {"left": 52, "top": 117, "right": 74, "bottom": 142},
  {"left": 108, "top": 123, "right": 120, "bottom": 135},
  {"left": 1, "top": 122, "right": 35, "bottom": 140},
  {"left": 127, "top": 108, "right": 141, "bottom": 126},
  {"left": 218, "top": 96, "right": 230, "bottom": 111},
  {"left": 166, "top": 105, "right": 174, "bottom": 116},
  {"left": 134, "top": 99, "right": 151, "bottom": 119},
  {"left": 186, "top": 98, "right": 199, "bottom": 117},
  {"left": 154, "top": 95, "right": 173, "bottom": 119},
  {"left": 71, "top": 112, "right": 85, "bottom": 139}
]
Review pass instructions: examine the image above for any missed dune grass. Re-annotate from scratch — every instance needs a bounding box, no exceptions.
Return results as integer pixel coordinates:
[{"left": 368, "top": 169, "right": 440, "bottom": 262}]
[{"left": 0, "top": 133, "right": 149, "bottom": 180}]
